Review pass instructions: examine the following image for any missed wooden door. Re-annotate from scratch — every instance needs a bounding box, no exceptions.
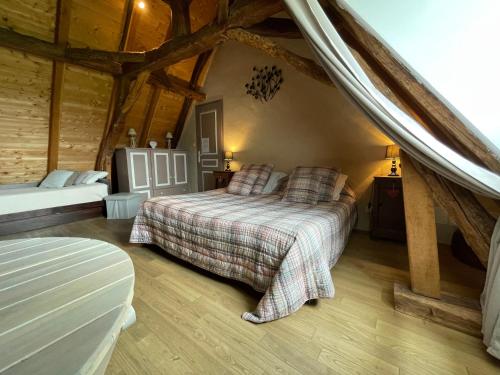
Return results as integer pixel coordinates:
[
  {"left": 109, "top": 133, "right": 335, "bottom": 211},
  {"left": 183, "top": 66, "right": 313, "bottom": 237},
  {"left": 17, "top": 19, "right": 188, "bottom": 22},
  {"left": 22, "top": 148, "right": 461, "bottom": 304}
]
[
  {"left": 195, "top": 100, "right": 223, "bottom": 191},
  {"left": 127, "top": 149, "right": 151, "bottom": 197}
]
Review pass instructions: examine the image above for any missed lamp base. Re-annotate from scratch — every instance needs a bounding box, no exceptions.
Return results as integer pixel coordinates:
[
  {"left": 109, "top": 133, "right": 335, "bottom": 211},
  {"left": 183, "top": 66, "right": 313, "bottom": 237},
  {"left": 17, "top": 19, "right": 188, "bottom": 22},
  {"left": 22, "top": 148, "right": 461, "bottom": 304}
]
[
  {"left": 388, "top": 159, "right": 399, "bottom": 176},
  {"left": 225, "top": 160, "right": 231, "bottom": 172}
]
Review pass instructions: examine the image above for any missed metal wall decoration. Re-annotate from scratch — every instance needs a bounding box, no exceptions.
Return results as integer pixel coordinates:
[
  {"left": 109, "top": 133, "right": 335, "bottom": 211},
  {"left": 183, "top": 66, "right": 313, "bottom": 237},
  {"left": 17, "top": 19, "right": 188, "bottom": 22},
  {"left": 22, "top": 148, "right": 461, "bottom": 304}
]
[{"left": 245, "top": 65, "right": 283, "bottom": 102}]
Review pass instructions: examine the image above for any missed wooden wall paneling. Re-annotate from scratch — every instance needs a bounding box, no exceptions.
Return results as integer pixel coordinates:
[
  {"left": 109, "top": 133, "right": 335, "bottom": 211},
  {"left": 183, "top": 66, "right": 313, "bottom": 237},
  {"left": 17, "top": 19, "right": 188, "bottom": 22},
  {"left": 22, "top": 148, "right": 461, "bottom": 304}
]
[
  {"left": 400, "top": 150, "right": 441, "bottom": 298},
  {"left": 148, "top": 90, "right": 185, "bottom": 147},
  {"left": 138, "top": 87, "right": 161, "bottom": 147},
  {"left": 126, "top": 0, "right": 171, "bottom": 51},
  {"left": 0, "top": 48, "right": 52, "bottom": 183},
  {"left": 116, "top": 84, "right": 153, "bottom": 148},
  {"left": 68, "top": 0, "right": 125, "bottom": 50},
  {"left": 58, "top": 66, "right": 114, "bottom": 171},
  {"left": 0, "top": 0, "right": 55, "bottom": 41},
  {"left": 47, "top": 0, "right": 72, "bottom": 172}
]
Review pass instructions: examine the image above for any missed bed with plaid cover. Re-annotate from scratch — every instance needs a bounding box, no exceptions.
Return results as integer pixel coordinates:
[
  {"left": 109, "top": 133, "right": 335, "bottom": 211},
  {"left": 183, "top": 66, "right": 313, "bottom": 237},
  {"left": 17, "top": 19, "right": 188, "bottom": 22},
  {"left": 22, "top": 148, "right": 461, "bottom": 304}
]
[{"left": 130, "top": 189, "right": 357, "bottom": 323}]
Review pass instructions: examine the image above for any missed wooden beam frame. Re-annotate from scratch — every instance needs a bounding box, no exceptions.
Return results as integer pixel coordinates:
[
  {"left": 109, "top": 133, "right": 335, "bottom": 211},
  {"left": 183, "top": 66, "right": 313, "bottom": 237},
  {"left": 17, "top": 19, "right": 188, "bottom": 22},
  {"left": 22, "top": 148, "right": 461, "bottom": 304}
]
[
  {"left": 172, "top": 50, "right": 213, "bottom": 148},
  {"left": 245, "top": 18, "right": 302, "bottom": 39},
  {"left": 0, "top": 27, "right": 121, "bottom": 75},
  {"left": 148, "top": 72, "right": 206, "bottom": 100},
  {"left": 47, "top": 0, "right": 72, "bottom": 172},
  {"left": 400, "top": 151, "right": 441, "bottom": 298},
  {"left": 325, "top": 2, "right": 500, "bottom": 173},
  {"left": 123, "top": 0, "right": 283, "bottom": 77},
  {"left": 226, "top": 28, "right": 333, "bottom": 87}
]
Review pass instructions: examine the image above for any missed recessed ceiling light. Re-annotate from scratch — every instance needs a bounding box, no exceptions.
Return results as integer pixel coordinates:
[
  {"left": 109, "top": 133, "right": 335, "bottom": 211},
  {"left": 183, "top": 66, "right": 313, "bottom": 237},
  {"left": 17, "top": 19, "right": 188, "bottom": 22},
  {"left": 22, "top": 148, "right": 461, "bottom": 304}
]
[{"left": 138, "top": 1, "right": 145, "bottom": 9}]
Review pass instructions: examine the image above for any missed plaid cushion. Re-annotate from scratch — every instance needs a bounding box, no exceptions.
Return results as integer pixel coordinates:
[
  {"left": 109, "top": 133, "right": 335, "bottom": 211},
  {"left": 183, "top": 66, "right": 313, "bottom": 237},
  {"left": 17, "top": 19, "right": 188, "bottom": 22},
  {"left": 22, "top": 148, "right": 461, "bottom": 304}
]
[
  {"left": 227, "top": 171, "right": 259, "bottom": 196},
  {"left": 293, "top": 166, "right": 340, "bottom": 202},
  {"left": 240, "top": 164, "right": 274, "bottom": 194},
  {"left": 282, "top": 174, "right": 323, "bottom": 205}
]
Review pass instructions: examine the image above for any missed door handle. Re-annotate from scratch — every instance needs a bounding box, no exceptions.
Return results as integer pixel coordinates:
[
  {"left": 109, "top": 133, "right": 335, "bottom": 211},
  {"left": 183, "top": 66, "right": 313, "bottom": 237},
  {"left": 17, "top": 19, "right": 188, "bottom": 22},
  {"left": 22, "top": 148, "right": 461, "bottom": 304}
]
[{"left": 198, "top": 150, "right": 201, "bottom": 163}]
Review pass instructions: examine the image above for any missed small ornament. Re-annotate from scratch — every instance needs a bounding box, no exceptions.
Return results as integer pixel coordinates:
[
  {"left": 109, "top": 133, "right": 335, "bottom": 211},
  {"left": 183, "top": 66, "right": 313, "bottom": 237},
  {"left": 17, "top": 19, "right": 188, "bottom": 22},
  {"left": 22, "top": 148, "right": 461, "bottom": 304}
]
[
  {"left": 245, "top": 65, "right": 283, "bottom": 102},
  {"left": 149, "top": 140, "right": 158, "bottom": 149},
  {"left": 127, "top": 128, "right": 137, "bottom": 148}
]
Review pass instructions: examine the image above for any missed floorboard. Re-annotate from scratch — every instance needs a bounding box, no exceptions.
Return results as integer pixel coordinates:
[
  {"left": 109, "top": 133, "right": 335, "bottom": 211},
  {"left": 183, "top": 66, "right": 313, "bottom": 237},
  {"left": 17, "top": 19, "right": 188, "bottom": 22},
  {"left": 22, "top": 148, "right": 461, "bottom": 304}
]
[{"left": 1, "top": 218, "right": 499, "bottom": 375}]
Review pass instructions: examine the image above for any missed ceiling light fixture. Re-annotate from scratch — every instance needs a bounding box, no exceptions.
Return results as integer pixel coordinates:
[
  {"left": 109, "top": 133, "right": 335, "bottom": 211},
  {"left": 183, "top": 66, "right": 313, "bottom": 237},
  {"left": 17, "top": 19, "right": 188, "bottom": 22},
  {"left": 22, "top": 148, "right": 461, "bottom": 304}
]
[{"left": 138, "top": 1, "right": 145, "bottom": 9}]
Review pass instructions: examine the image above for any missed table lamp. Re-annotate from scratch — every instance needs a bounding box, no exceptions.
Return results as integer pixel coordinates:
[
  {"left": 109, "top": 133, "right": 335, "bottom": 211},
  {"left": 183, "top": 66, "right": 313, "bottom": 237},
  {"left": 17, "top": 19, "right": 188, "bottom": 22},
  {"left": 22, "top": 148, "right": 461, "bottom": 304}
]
[
  {"left": 127, "top": 128, "right": 137, "bottom": 148},
  {"left": 224, "top": 151, "right": 233, "bottom": 171},
  {"left": 165, "top": 132, "right": 173, "bottom": 149},
  {"left": 385, "top": 144, "right": 400, "bottom": 176}
]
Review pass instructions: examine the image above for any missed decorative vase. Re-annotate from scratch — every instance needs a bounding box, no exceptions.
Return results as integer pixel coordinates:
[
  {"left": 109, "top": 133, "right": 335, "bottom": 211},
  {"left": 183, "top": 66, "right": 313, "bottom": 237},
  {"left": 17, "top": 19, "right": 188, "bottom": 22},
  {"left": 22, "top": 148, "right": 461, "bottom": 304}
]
[{"left": 149, "top": 140, "right": 158, "bottom": 149}]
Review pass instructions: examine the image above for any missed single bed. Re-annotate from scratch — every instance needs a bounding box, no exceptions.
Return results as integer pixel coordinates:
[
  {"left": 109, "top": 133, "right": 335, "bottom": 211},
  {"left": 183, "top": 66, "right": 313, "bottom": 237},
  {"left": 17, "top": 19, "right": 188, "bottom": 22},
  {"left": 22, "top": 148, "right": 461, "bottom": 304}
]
[
  {"left": 130, "top": 188, "right": 357, "bottom": 323},
  {"left": 0, "top": 183, "right": 109, "bottom": 235}
]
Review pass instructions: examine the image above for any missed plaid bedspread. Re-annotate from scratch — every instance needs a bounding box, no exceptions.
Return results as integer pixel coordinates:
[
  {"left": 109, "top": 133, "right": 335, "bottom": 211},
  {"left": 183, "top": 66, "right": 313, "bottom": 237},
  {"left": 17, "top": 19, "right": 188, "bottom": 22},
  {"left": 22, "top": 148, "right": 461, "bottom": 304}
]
[{"left": 130, "top": 189, "right": 357, "bottom": 323}]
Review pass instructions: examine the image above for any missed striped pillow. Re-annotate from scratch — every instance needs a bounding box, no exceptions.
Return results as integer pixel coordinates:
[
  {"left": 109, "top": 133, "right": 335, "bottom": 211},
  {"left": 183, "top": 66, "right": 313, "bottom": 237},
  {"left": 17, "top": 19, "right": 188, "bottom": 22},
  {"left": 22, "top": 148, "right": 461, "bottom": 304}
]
[
  {"left": 282, "top": 174, "right": 323, "bottom": 205},
  {"left": 292, "top": 166, "right": 340, "bottom": 202},
  {"left": 227, "top": 171, "right": 259, "bottom": 196},
  {"left": 240, "top": 164, "right": 274, "bottom": 194}
]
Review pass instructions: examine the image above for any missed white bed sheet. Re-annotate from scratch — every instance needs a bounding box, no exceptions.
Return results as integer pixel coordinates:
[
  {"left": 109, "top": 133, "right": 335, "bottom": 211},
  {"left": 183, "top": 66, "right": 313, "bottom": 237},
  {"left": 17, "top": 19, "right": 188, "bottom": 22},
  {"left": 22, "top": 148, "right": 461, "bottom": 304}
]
[{"left": 0, "top": 183, "right": 108, "bottom": 215}]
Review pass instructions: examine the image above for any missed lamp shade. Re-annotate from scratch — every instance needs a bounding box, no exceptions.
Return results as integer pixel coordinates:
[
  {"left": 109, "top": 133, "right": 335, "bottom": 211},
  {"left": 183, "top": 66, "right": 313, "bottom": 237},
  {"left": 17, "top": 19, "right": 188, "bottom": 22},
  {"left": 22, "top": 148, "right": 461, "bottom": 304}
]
[
  {"left": 127, "top": 128, "right": 137, "bottom": 136},
  {"left": 385, "top": 144, "right": 400, "bottom": 159},
  {"left": 224, "top": 151, "right": 233, "bottom": 160},
  {"left": 165, "top": 132, "right": 173, "bottom": 139}
]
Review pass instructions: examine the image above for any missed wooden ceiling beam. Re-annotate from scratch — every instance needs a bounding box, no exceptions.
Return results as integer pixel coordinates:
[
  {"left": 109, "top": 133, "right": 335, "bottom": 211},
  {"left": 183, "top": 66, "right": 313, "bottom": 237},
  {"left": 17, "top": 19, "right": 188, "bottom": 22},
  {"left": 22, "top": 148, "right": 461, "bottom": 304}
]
[
  {"left": 0, "top": 27, "right": 121, "bottom": 74},
  {"left": 138, "top": 87, "right": 162, "bottom": 148},
  {"left": 172, "top": 50, "right": 213, "bottom": 148},
  {"left": 325, "top": 2, "right": 500, "bottom": 173},
  {"left": 47, "top": 0, "right": 72, "bottom": 173},
  {"left": 123, "top": 0, "right": 283, "bottom": 77},
  {"left": 226, "top": 28, "right": 333, "bottom": 87},
  {"left": 148, "top": 71, "right": 206, "bottom": 101},
  {"left": 245, "top": 18, "right": 302, "bottom": 39},
  {"left": 217, "top": 0, "right": 229, "bottom": 24},
  {"left": 66, "top": 48, "right": 145, "bottom": 63}
]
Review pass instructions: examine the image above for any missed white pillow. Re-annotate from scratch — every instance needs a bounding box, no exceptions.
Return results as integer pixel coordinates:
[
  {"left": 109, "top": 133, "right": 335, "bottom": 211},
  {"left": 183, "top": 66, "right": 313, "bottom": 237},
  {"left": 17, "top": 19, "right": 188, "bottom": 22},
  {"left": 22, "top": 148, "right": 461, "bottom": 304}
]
[
  {"left": 331, "top": 173, "right": 348, "bottom": 201},
  {"left": 74, "top": 171, "right": 108, "bottom": 185},
  {"left": 39, "top": 170, "right": 75, "bottom": 188},
  {"left": 262, "top": 171, "right": 288, "bottom": 194}
]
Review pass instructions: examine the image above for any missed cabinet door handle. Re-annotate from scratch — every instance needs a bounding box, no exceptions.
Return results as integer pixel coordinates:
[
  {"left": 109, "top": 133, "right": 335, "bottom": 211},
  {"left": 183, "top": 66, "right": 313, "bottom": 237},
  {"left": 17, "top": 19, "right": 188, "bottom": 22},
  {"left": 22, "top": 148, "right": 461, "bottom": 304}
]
[{"left": 198, "top": 150, "right": 201, "bottom": 163}]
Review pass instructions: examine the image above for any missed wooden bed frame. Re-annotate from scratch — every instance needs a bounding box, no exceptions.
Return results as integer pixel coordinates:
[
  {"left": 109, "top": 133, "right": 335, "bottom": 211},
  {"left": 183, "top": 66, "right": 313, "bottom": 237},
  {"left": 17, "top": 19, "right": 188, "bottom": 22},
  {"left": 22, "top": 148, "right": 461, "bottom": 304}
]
[{"left": 0, "top": 201, "right": 106, "bottom": 236}]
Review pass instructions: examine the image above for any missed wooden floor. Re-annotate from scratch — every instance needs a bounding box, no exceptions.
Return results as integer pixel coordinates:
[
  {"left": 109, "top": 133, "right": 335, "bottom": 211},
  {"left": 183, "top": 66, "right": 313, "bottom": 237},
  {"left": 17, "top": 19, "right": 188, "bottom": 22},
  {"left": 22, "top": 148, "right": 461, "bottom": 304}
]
[{"left": 2, "top": 218, "right": 499, "bottom": 375}]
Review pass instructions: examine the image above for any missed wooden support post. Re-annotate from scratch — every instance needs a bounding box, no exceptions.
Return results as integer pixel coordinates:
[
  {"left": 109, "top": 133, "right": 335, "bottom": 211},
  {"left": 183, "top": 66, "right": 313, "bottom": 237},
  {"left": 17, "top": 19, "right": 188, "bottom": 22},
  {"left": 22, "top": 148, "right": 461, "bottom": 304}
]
[
  {"left": 138, "top": 87, "right": 161, "bottom": 147},
  {"left": 47, "top": 0, "right": 72, "bottom": 172},
  {"left": 400, "top": 150, "right": 441, "bottom": 298},
  {"left": 394, "top": 283, "right": 482, "bottom": 337}
]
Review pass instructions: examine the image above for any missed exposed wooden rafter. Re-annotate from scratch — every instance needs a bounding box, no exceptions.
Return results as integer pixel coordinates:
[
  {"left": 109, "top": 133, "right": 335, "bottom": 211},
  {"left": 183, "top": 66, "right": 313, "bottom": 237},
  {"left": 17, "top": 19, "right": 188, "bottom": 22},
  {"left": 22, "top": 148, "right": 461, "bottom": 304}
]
[
  {"left": 325, "top": 1, "right": 500, "bottom": 174},
  {"left": 172, "top": 50, "right": 214, "bottom": 148},
  {"left": 245, "top": 18, "right": 302, "bottom": 39},
  {"left": 148, "top": 71, "right": 206, "bottom": 101},
  {"left": 95, "top": 0, "right": 138, "bottom": 171},
  {"left": 217, "top": 0, "right": 229, "bottom": 24},
  {"left": 138, "top": 87, "right": 162, "bottom": 148},
  {"left": 123, "top": 0, "right": 283, "bottom": 77},
  {"left": 0, "top": 27, "right": 121, "bottom": 75},
  {"left": 47, "top": 0, "right": 72, "bottom": 172},
  {"left": 226, "top": 28, "right": 333, "bottom": 87}
]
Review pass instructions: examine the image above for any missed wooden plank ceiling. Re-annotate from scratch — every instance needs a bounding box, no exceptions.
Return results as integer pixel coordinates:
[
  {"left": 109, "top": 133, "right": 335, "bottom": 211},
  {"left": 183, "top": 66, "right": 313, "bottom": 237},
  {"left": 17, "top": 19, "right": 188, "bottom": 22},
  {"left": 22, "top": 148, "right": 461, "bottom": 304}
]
[{"left": 0, "top": 0, "right": 217, "bottom": 183}]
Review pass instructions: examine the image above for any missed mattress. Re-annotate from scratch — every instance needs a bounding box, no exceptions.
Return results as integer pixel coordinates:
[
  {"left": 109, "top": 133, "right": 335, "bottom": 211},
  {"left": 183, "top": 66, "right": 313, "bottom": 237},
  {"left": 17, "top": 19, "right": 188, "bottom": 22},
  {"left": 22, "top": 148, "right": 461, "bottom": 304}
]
[
  {"left": 131, "top": 189, "right": 357, "bottom": 323},
  {"left": 0, "top": 183, "right": 108, "bottom": 215}
]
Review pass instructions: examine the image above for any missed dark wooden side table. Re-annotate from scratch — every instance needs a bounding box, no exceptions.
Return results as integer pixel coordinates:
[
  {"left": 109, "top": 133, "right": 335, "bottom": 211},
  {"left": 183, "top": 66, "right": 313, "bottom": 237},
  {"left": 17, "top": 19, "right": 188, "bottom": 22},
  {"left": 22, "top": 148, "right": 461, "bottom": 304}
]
[
  {"left": 370, "top": 176, "right": 406, "bottom": 241},
  {"left": 213, "top": 171, "right": 235, "bottom": 189}
]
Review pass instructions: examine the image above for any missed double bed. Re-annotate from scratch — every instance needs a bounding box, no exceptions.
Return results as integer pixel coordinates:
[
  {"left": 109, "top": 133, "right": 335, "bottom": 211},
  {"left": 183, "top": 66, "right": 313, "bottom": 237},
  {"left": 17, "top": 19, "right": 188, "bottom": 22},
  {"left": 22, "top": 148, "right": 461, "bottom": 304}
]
[{"left": 130, "top": 188, "right": 357, "bottom": 323}]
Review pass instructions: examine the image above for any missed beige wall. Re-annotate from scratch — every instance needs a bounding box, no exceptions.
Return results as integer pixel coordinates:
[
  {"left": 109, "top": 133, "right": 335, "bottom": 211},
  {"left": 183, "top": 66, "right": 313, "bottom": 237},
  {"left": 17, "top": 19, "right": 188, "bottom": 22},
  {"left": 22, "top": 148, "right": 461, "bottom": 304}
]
[{"left": 179, "top": 40, "right": 396, "bottom": 231}]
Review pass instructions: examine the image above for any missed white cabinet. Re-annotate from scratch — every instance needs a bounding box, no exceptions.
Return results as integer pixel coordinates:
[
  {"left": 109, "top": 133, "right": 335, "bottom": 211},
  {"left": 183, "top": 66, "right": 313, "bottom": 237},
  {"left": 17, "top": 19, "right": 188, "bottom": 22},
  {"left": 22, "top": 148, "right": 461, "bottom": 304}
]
[{"left": 115, "top": 148, "right": 188, "bottom": 197}]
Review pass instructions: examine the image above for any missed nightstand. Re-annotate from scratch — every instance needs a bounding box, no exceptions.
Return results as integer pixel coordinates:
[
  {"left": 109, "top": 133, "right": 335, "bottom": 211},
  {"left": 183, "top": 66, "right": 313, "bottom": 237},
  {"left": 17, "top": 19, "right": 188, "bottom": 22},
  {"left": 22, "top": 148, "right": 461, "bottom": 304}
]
[
  {"left": 213, "top": 171, "right": 235, "bottom": 189},
  {"left": 370, "top": 176, "right": 406, "bottom": 241}
]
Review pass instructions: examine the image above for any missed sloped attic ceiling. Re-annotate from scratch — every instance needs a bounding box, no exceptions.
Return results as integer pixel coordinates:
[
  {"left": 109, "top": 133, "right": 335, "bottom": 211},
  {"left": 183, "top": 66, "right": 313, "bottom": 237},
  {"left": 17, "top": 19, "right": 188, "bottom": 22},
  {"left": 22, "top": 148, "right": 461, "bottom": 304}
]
[{"left": 0, "top": 0, "right": 217, "bottom": 183}]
